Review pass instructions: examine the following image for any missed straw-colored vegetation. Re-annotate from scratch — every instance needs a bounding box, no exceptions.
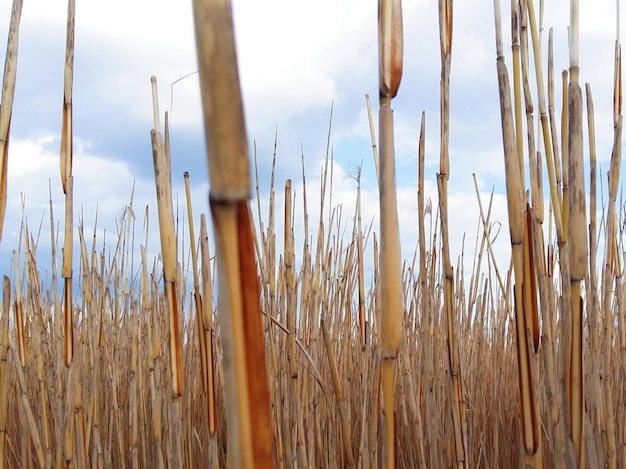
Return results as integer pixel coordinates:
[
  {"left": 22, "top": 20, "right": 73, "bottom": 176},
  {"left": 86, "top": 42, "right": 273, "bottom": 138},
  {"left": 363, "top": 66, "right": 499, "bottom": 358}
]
[{"left": 0, "top": 0, "right": 624, "bottom": 467}]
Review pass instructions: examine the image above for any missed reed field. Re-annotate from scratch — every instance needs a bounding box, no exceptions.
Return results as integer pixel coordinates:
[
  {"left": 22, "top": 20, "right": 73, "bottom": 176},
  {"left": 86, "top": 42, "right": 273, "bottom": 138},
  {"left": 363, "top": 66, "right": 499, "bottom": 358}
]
[{"left": 0, "top": 0, "right": 625, "bottom": 467}]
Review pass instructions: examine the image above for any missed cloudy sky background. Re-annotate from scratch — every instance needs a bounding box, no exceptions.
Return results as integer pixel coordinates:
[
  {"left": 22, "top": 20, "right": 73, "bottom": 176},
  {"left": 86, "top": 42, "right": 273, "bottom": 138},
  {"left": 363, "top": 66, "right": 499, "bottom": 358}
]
[{"left": 0, "top": 0, "right": 622, "bottom": 291}]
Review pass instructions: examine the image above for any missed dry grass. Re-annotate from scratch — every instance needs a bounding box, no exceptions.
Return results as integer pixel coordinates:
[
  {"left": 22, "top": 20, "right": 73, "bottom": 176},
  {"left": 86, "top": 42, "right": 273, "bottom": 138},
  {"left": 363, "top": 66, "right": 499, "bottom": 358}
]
[{"left": 0, "top": 0, "right": 624, "bottom": 467}]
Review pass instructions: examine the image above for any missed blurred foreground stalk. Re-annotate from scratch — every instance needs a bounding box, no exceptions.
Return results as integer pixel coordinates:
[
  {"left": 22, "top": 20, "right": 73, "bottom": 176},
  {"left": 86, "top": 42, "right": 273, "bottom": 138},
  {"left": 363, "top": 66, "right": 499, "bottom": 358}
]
[{"left": 192, "top": 0, "right": 272, "bottom": 466}]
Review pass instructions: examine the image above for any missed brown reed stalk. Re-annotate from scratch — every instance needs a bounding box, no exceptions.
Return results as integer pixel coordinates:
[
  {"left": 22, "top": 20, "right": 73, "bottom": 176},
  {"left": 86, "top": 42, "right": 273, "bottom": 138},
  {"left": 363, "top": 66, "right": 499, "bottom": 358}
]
[
  {"left": 321, "top": 320, "right": 355, "bottom": 466},
  {"left": 567, "top": 3, "right": 587, "bottom": 465},
  {"left": 355, "top": 166, "right": 367, "bottom": 350},
  {"left": 472, "top": 175, "right": 506, "bottom": 299},
  {"left": 0, "top": 0, "right": 22, "bottom": 241},
  {"left": 12, "top": 252, "right": 25, "bottom": 368},
  {"left": 417, "top": 111, "right": 440, "bottom": 468},
  {"left": 436, "top": 0, "right": 468, "bottom": 466},
  {"left": 600, "top": 6, "right": 623, "bottom": 468},
  {"left": 0, "top": 277, "right": 9, "bottom": 469},
  {"left": 519, "top": 6, "right": 567, "bottom": 464},
  {"left": 493, "top": 1, "right": 542, "bottom": 466},
  {"left": 548, "top": 30, "right": 563, "bottom": 211},
  {"left": 526, "top": 0, "right": 563, "bottom": 241},
  {"left": 378, "top": 0, "right": 404, "bottom": 466},
  {"left": 561, "top": 68, "right": 569, "bottom": 242},
  {"left": 60, "top": 0, "right": 75, "bottom": 368},
  {"left": 183, "top": 173, "right": 210, "bottom": 407},
  {"left": 192, "top": 0, "right": 272, "bottom": 465},
  {"left": 149, "top": 75, "right": 184, "bottom": 468},
  {"left": 199, "top": 215, "right": 218, "bottom": 438},
  {"left": 283, "top": 178, "right": 308, "bottom": 465},
  {"left": 520, "top": 6, "right": 544, "bottom": 222},
  {"left": 511, "top": 0, "right": 525, "bottom": 179},
  {"left": 365, "top": 94, "right": 380, "bottom": 184},
  {"left": 585, "top": 81, "right": 605, "bottom": 468}
]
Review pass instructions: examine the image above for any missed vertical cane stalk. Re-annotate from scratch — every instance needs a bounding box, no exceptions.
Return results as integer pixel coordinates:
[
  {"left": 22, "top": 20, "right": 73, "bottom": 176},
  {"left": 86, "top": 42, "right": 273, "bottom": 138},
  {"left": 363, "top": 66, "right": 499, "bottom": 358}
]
[
  {"left": 567, "top": 1, "right": 587, "bottom": 465},
  {"left": 0, "top": 0, "right": 22, "bottom": 241},
  {"left": 199, "top": 214, "right": 219, "bottom": 468},
  {"left": 378, "top": 1, "right": 403, "bottom": 467},
  {"left": 192, "top": 0, "right": 272, "bottom": 466},
  {"left": 493, "top": 1, "right": 543, "bottom": 466},
  {"left": 437, "top": 0, "right": 468, "bottom": 466},
  {"left": 183, "top": 172, "right": 210, "bottom": 405},
  {"left": 0, "top": 277, "right": 9, "bottom": 469},
  {"left": 60, "top": 0, "right": 75, "bottom": 369}
]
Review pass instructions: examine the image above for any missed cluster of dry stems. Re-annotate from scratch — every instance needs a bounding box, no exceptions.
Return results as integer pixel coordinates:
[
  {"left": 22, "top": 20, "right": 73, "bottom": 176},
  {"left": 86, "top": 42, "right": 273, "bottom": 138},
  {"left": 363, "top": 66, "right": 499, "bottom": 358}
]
[{"left": 0, "top": 0, "right": 624, "bottom": 468}]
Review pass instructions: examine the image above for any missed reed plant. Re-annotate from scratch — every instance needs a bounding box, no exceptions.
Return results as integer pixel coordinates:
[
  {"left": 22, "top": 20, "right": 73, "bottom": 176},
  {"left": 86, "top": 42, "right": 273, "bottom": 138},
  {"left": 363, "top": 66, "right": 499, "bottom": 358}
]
[{"left": 0, "top": 0, "right": 623, "bottom": 467}]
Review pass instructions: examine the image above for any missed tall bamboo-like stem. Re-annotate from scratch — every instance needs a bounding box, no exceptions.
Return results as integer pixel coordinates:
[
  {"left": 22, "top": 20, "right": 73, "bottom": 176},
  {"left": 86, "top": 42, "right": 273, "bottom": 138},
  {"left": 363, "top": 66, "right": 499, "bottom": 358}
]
[
  {"left": 547, "top": 30, "right": 563, "bottom": 211},
  {"left": 567, "top": 1, "right": 587, "bottom": 465},
  {"left": 493, "top": 1, "right": 542, "bottom": 466},
  {"left": 612, "top": 7, "right": 625, "bottom": 468},
  {"left": 601, "top": 3, "right": 623, "bottom": 467},
  {"left": 365, "top": 94, "right": 380, "bottom": 185},
  {"left": 526, "top": 0, "right": 563, "bottom": 241},
  {"left": 0, "top": 277, "right": 9, "bottom": 469},
  {"left": 60, "top": 0, "right": 75, "bottom": 370},
  {"left": 183, "top": 172, "right": 212, "bottom": 425},
  {"left": 150, "top": 108, "right": 184, "bottom": 467},
  {"left": 354, "top": 166, "right": 366, "bottom": 350},
  {"left": 321, "top": 320, "right": 355, "bottom": 466},
  {"left": 150, "top": 111, "right": 183, "bottom": 399},
  {"left": 192, "top": 0, "right": 272, "bottom": 466},
  {"left": 417, "top": 111, "right": 439, "bottom": 467},
  {"left": 378, "top": 1, "right": 403, "bottom": 467},
  {"left": 437, "top": 0, "right": 467, "bottom": 466},
  {"left": 199, "top": 215, "right": 217, "bottom": 439},
  {"left": 284, "top": 178, "right": 307, "bottom": 465},
  {"left": 585, "top": 82, "right": 604, "bottom": 468},
  {"left": 472, "top": 175, "right": 506, "bottom": 299},
  {"left": 0, "top": 0, "right": 22, "bottom": 241},
  {"left": 511, "top": 0, "right": 525, "bottom": 180}
]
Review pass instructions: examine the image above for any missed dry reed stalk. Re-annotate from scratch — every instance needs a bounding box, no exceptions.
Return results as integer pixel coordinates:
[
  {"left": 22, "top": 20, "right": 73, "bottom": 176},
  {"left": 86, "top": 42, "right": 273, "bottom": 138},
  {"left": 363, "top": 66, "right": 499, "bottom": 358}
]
[
  {"left": 472, "top": 175, "right": 506, "bottom": 299},
  {"left": 12, "top": 252, "right": 25, "bottom": 368},
  {"left": 0, "top": 277, "right": 9, "bottom": 469},
  {"left": 183, "top": 173, "right": 210, "bottom": 414},
  {"left": 321, "top": 320, "right": 355, "bottom": 466},
  {"left": 436, "top": 0, "right": 467, "bottom": 466},
  {"left": 518, "top": 5, "right": 567, "bottom": 463},
  {"left": 149, "top": 75, "right": 184, "bottom": 468},
  {"left": 355, "top": 167, "right": 367, "bottom": 350},
  {"left": 522, "top": 207, "right": 540, "bottom": 355},
  {"left": 284, "top": 178, "right": 307, "bottom": 466},
  {"left": 59, "top": 0, "right": 75, "bottom": 369},
  {"left": 60, "top": 0, "right": 74, "bottom": 196},
  {"left": 519, "top": 6, "right": 543, "bottom": 222},
  {"left": 199, "top": 215, "right": 218, "bottom": 440},
  {"left": 547, "top": 30, "right": 563, "bottom": 211},
  {"left": 61, "top": 178, "right": 74, "bottom": 366},
  {"left": 511, "top": 0, "right": 525, "bottom": 179},
  {"left": 596, "top": 11, "right": 624, "bottom": 469},
  {"left": 378, "top": 1, "right": 404, "bottom": 466},
  {"left": 560, "top": 69, "right": 569, "bottom": 243},
  {"left": 526, "top": 0, "right": 563, "bottom": 241},
  {"left": 417, "top": 112, "right": 439, "bottom": 468},
  {"left": 613, "top": 11, "right": 625, "bottom": 468},
  {"left": 365, "top": 94, "right": 380, "bottom": 184},
  {"left": 0, "top": 0, "right": 22, "bottom": 241},
  {"left": 150, "top": 115, "right": 184, "bottom": 399},
  {"left": 493, "top": 1, "right": 542, "bottom": 466},
  {"left": 585, "top": 81, "right": 605, "bottom": 467},
  {"left": 567, "top": 2, "right": 587, "bottom": 464},
  {"left": 192, "top": 0, "right": 272, "bottom": 466}
]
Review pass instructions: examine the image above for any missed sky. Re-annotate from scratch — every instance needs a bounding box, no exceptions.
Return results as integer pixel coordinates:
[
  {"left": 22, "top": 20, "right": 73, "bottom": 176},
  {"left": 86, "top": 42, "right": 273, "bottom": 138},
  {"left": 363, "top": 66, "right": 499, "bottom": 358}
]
[{"left": 0, "top": 0, "right": 623, "bottom": 294}]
